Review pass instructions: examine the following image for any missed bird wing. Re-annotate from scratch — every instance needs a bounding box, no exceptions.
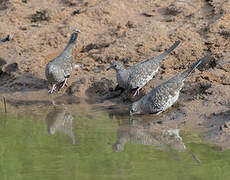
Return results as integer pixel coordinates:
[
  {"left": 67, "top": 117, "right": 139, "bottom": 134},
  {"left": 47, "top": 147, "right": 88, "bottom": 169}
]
[
  {"left": 46, "top": 61, "right": 66, "bottom": 84},
  {"left": 126, "top": 41, "right": 180, "bottom": 89},
  {"left": 57, "top": 55, "right": 73, "bottom": 78},
  {"left": 127, "top": 61, "right": 159, "bottom": 89},
  {"left": 146, "top": 81, "right": 183, "bottom": 113},
  {"left": 63, "top": 63, "right": 72, "bottom": 78}
]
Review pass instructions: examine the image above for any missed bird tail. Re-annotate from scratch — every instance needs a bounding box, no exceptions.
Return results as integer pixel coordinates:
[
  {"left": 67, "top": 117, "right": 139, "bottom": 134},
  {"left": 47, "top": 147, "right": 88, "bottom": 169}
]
[
  {"left": 179, "top": 56, "right": 209, "bottom": 80},
  {"left": 153, "top": 41, "right": 180, "bottom": 63}
]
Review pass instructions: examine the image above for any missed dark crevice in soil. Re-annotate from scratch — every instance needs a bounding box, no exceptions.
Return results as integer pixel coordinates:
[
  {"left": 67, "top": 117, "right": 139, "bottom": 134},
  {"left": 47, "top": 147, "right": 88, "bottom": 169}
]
[
  {"left": 181, "top": 82, "right": 212, "bottom": 101},
  {"left": 0, "top": 72, "right": 48, "bottom": 93},
  {"left": 0, "top": 0, "right": 9, "bottom": 11},
  {"left": 85, "top": 77, "right": 115, "bottom": 104},
  {"left": 204, "top": 0, "right": 224, "bottom": 23},
  {"left": 60, "top": 0, "right": 77, "bottom": 7},
  {"left": 6, "top": 99, "right": 52, "bottom": 106},
  {"left": 163, "top": 4, "right": 182, "bottom": 16},
  {"left": 29, "top": 9, "right": 51, "bottom": 23},
  {"left": 80, "top": 41, "right": 115, "bottom": 53},
  {"left": 203, "top": 110, "right": 230, "bottom": 150},
  {"left": 0, "top": 57, "right": 7, "bottom": 74},
  {"left": 219, "top": 31, "right": 230, "bottom": 39}
]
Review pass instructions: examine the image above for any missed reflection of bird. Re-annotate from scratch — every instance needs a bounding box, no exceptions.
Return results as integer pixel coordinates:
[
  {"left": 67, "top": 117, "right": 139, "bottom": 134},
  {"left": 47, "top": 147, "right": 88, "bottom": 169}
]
[
  {"left": 107, "top": 41, "right": 180, "bottom": 96},
  {"left": 45, "top": 109, "right": 76, "bottom": 144},
  {"left": 130, "top": 56, "right": 209, "bottom": 115},
  {"left": 112, "top": 124, "right": 186, "bottom": 152},
  {"left": 45, "top": 29, "right": 80, "bottom": 93}
]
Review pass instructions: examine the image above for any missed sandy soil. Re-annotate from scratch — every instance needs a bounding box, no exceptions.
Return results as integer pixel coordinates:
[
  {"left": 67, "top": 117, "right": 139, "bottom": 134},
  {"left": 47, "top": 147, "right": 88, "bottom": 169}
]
[{"left": 0, "top": 0, "right": 229, "bottom": 149}]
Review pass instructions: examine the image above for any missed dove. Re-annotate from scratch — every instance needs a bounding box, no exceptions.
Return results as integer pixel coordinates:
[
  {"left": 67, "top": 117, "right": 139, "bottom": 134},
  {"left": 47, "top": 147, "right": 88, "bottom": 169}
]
[
  {"left": 46, "top": 109, "right": 76, "bottom": 144},
  {"left": 113, "top": 124, "right": 185, "bottom": 152},
  {"left": 45, "top": 29, "right": 80, "bottom": 93},
  {"left": 107, "top": 41, "right": 180, "bottom": 96},
  {"left": 130, "top": 56, "right": 209, "bottom": 115}
]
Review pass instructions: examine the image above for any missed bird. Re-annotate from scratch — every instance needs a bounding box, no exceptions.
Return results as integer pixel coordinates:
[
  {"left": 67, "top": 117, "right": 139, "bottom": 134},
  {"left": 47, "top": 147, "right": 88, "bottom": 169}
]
[
  {"left": 113, "top": 124, "right": 185, "bottom": 152},
  {"left": 45, "top": 29, "right": 81, "bottom": 94},
  {"left": 107, "top": 41, "right": 180, "bottom": 96},
  {"left": 46, "top": 109, "right": 76, "bottom": 144},
  {"left": 130, "top": 56, "right": 209, "bottom": 115}
]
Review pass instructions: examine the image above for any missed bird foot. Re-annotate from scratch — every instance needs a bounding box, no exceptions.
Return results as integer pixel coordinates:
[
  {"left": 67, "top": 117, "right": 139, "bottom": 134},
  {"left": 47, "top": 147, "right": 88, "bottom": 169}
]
[
  {"left": 156, "top": 111, "right": 163, "bottom": 115},
  {"left": 52, "top": 100, "right": 57, "bottom": 106},
  {"left": 133, "top": 88, "right": 141, "bottom": 97},
  {"left": 60, "top": 78, "right": 68, "bottom": 89},
  {"left": 48, "top": 84, "right": 57, "bottom": 94}
]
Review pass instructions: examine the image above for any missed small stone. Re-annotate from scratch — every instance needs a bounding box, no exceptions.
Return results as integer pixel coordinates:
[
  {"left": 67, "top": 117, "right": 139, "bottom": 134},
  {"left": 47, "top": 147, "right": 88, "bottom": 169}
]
[
  {"left": 141, "top": 12, "right": 154, "bottom": 17},
  {"left": 156, "top": 120, "right": 163, "bottom": 124},
  {"left": 3, "top": 63, "right": 18, "bottom": 73},
  {"left": 74, "top": 64, "right": 81, "bottom": 69},
  {"left": 29, "top": 9, "right": 50, "bottom": 23},
  {"left": 126, "top": 21, "right": 136, "bottom": 28},
  {"left": 19, "top": 26, "right": 27, "bottom": 31},
  {"left": 71, "top": 10, "right": 81, "bottom": 16}
]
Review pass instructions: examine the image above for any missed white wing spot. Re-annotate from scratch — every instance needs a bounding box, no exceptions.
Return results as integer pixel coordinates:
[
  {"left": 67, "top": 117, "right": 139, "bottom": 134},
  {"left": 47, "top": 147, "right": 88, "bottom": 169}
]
[{"left": 163, "top": 91, "right": 180, "bottom": 111}]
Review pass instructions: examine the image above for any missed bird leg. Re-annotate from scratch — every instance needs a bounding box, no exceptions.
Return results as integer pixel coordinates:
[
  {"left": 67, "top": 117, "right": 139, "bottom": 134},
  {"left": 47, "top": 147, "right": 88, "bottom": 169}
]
[
  {"left": 156, "top": 111, "right": 163, "bottom": 115},
  {"left": 52, "top": 100, "right": 57, "bottom": 106},
  {"left": 60, "top": 78, "right": 68, "bottom": 89},
  {"left": 48, "top": 84, "right": 57, "bottom": 94},
  {"left": 114, "top": 84, "right": 123, "bottom": 91},
  {"left": 133, "top": 87, "right": 142, "bottom": 96}
]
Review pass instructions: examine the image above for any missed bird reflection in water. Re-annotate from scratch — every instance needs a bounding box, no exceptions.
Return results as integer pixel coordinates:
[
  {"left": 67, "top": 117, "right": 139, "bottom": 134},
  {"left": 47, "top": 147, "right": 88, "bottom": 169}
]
[
  {"left": 113, "top": 123, "right": 186, "bottom": 153},
  {"left": 45, "top": 109, "right": 76, "bottom": 144}
]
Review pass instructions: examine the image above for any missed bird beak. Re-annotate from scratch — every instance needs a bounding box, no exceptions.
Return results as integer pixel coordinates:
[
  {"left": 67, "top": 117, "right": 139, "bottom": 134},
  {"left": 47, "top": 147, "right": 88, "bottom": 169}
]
[
  {"left": 129, "top": 112, "right": 133, "bottom": 118},
  {"left": 72, "top": 27, "right": 81, "bottom": 33},
  {"left": 107, "top": 66, "right": 112, "bottom": 71},
  {"left": 129, "top": 114, "right": 134, "bottom": 124}
]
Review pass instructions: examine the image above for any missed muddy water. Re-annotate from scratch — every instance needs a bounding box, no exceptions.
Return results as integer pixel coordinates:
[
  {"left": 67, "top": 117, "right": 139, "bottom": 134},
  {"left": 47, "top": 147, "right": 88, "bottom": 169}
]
[{"left": 0, "top": 103, "right": 230, "bottom": 180}]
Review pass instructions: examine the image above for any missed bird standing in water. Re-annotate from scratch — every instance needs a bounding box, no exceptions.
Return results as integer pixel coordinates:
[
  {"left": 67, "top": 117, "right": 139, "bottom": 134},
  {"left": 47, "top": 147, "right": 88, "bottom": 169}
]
[{"left": 45, "top": 29, "right": 81, "bottom": 93}]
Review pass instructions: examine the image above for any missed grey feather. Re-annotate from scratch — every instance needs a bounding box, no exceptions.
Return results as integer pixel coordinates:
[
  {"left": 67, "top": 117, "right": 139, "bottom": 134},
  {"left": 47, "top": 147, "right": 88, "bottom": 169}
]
[
  {"left": 130, "top": 56, "right": 209, "bottom": 115},
  {"left": 45, "top": 32, "right": 79, "bottom": 87},
  {"left": 46, "top": 109, "right": 76, "bottom": 144},
  {"left": 113, "top": 125, "right": 186, "bottom": 152},
  {"left": 108, "top": 41, "right": 180, "bottom": 90}
]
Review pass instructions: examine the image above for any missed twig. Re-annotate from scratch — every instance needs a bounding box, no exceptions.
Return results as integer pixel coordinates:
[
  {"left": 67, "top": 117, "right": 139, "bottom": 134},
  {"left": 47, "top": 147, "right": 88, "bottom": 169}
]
[{"left": 2, "top": 96, "right": 7, "bottom": 113}]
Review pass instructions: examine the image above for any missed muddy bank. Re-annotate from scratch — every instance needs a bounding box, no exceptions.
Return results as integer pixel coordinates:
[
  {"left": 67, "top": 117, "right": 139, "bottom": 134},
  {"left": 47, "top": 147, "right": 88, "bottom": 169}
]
[{"left": 0, "top": 0, "right": 229, "bottom": 149}]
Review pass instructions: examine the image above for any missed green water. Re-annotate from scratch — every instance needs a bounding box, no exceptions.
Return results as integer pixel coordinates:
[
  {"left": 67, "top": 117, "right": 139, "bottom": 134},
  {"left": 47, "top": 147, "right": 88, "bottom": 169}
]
[{"left": 0, "top": 107, "right": 230, "bottom": 180}]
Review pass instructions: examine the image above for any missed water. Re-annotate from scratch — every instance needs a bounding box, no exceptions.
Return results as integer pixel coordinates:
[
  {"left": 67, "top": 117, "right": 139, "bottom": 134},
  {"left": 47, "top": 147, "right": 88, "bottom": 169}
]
[{"left": 1, "top": 106, "right": 230, "bottom": 180}]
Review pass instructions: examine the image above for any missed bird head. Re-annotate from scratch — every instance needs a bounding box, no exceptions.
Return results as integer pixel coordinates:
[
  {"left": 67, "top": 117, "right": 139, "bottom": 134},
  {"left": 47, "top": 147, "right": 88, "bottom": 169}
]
[
  {"left": 48, "top": 127, "right": 56, "bottom": 135},
  {"left": 112, "top": 143, "right": 125, "bottom": 152},
  {"left": 129, "top": 102, "right": 141, "bottom": 116},
  {"left": 107, "top": 61, "right": 125, "bottom": 71},
  {"left": 71, "top": 27, "right": 81, "bottom": 33}
]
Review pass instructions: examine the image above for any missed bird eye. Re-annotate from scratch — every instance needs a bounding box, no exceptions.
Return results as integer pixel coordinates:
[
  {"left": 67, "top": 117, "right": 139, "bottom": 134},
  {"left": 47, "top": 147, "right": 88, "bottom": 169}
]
[{"left": 114, "top": 64, "right": 117, "bottom": 67}]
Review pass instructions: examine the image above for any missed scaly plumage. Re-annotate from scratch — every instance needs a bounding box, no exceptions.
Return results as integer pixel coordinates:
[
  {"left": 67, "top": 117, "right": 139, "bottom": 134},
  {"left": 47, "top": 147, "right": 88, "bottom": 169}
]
[
  {"left": 107, "top": 41, "right": 180, "bottom": 96},
  {"left": 130, "top": 56, "right": 209, "bottom": 115},
  {"left": 45, "top": 30, "right": 80, "bottom": 93}
]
